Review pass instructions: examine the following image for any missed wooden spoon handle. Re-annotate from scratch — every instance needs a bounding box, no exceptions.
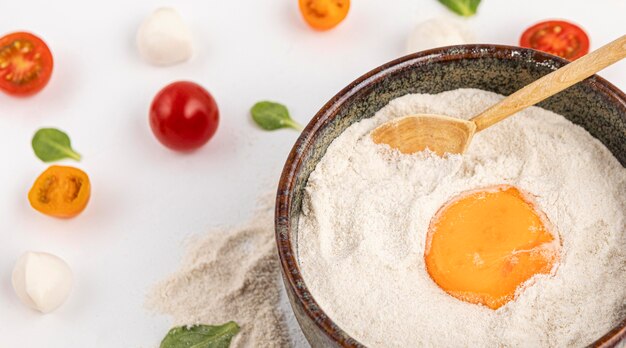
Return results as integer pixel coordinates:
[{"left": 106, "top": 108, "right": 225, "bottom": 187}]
[{"left": 471, "top": 35, "right": 626, "bottom": 132}]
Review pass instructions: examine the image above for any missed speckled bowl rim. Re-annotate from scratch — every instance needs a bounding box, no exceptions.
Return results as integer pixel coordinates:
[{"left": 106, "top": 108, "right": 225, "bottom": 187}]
[{"left": 275, "top": 44, "right": 626, "bottom": 348}]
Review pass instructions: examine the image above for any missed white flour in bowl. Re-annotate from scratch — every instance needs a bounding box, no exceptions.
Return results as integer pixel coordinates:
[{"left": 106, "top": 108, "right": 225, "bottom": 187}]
[{"left": 297, "top": 89, "right": 626, "bottom": 347}]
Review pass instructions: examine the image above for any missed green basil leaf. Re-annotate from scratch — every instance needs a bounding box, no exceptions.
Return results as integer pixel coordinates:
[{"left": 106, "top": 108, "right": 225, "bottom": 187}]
[
  {"left": 160, "top": 322, "right": 240, "bottom": 348},
  {"left": 32, "top": 128, "right": 81, "bottom": 162},
  {"left": 437, "top": 0, "right": 481, "bottom": 17},
  {"left": 250, "top": 101, "right": 302, "bottom": 131}
]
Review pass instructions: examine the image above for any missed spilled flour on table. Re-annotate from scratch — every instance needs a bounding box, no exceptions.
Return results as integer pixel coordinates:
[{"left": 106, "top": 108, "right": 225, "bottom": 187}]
[
  {"left": 298, "top": 89, "right": 626, "bottom": 347},
  {"left": 146, "top": 195, "right": 309, "bottom": 348}
]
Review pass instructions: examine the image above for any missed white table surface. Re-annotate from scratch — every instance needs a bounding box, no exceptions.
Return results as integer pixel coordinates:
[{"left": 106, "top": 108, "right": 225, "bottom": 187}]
[{"left": 0, "top": 0, "right": 624, "bottom": 346}]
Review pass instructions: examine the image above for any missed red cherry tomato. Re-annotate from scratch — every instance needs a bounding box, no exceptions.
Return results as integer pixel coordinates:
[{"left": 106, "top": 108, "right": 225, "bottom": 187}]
[
  {"left": 0, "top": 32, "right": 54, "bottom": 96},
  {"left": 149, "top": 81, "right": 219, "bottom": 151},
  {"left": 520, "top": 20, "right": 590, "bottom": 61}
]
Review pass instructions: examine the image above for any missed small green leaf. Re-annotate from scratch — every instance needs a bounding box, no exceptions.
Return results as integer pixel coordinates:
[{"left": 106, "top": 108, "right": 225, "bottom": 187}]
[
  {"left": 437, "top": 0, "right": 481, "bottom": 17},
  {"left": 250, "top": 101, "right": 302, "bottom": 131},
  {"left": 160, "top": 322, "right": 240, "bottom": 348},
  {"left": 32, "top": 128, "right": 81, "bottom": 163}
]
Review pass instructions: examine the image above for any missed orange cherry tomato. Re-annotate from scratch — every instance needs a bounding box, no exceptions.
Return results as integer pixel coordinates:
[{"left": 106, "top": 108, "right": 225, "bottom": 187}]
[
  {"left": 0, "top": 32, "right": 53, "bottom": 96},
  {"left": 298, "top": 0, "right": 350, "bottom": 31},
  {"left": 520, "top": 20, "right": 589, "bottom": 61},
  {"left": 28, "top": 166, "right": 91, "bottom": 218}
]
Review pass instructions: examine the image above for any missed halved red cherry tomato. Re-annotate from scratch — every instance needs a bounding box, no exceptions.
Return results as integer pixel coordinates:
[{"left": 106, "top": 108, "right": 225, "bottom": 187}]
[
  {"left": 0, "top": 32, "right": 53, "bottom": 96},
  {"left": 520, "top": 20, "right": 589, "bottom": 61},
  {"left": 299, "top": 0, "right": 350, "bottom": 31}
]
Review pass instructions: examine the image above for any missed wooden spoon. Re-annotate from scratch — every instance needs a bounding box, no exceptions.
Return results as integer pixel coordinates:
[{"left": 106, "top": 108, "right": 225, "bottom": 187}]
[{"left": 371, "top": 35, "right": 626, "bottom": 156}]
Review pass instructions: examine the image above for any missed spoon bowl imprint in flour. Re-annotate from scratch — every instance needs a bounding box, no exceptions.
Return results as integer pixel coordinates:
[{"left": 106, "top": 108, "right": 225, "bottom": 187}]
[{"left": 371, "top": 35, "right": 626, "bottom": 155}]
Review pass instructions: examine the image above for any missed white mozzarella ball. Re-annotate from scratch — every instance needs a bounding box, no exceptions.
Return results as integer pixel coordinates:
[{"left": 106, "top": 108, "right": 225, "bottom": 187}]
[
  {"left": 12, "top": 251, "right": 73, "bottom": 313},
  {"left": 406, "top": 17, "right": 475, "bottom": 54},
  {"left": 137, "top": 7, "right": 194, "bottom": 66}
]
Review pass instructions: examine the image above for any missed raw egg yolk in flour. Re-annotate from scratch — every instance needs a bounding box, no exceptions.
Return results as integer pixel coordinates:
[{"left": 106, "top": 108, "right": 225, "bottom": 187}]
[{"left": 424, "top": 185, "right": 560, "bottom": 309}]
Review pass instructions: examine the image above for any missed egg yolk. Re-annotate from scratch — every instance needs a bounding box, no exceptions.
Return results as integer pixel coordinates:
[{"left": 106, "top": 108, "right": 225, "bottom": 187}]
[{"left": 424, "top": 185, "right": 559, "bottom": 309}]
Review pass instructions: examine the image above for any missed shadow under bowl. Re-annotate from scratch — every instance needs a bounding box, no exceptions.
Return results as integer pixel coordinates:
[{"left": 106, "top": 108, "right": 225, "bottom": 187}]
[{"left": 275, "top": 44, "right": 626, "bottom": 348}]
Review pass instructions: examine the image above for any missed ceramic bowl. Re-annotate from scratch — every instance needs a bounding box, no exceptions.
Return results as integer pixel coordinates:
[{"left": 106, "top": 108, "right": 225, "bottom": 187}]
[{"left": 275, "top": 45, "right": 626, "bottom": 348}]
